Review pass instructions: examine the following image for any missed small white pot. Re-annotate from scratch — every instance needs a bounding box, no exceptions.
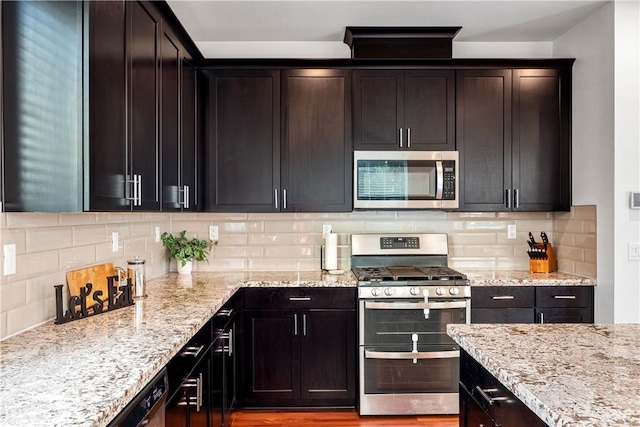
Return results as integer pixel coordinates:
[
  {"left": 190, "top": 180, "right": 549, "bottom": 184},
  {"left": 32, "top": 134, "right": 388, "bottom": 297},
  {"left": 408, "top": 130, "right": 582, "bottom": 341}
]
[{"left": 177, "top": 260, "right": 193, "bottom": 275}]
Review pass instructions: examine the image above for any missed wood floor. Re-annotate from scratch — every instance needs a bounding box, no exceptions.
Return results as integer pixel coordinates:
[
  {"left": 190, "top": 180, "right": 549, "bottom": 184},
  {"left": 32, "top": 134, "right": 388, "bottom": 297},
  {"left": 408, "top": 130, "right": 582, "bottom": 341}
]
[{"left": 231, "top": 410, "right": 458, "bottom": 427}]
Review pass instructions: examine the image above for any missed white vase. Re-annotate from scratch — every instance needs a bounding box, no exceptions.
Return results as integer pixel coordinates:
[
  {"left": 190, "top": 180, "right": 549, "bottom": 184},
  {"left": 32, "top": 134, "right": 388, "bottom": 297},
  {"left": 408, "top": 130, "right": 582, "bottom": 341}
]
[{"left": 177, "top": 260, "right": 193, "bottom": 275}]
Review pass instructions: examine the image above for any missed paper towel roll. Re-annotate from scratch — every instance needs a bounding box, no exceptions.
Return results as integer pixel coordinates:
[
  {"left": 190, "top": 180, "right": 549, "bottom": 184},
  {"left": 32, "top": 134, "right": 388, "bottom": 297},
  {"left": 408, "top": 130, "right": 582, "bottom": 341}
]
[{"left": 324, "top": 232, "right": 338, "bottom": 271}]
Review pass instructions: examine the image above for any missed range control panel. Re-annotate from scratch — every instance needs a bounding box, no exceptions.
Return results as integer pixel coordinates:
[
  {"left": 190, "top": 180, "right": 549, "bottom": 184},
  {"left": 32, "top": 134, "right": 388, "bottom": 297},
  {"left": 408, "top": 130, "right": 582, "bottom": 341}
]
[{"left": 380, "top": 237, "right": 420, "bottom": 249}]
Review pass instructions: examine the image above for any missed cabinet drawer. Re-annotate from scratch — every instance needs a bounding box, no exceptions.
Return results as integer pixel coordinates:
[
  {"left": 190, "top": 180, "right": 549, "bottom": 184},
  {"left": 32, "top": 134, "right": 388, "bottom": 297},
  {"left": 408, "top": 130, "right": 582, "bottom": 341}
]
[
  {"left": 471, "top": 308, "right": 535, "bottom": 324},
  {"left": 244, "top": 287, "right": 356, "bottom": 310},
  {"left": 471, "top": 287, "right": 534, "bottom": 308},
  {"left": 535, "top": 286, "right": 593, "bottom": 308}
]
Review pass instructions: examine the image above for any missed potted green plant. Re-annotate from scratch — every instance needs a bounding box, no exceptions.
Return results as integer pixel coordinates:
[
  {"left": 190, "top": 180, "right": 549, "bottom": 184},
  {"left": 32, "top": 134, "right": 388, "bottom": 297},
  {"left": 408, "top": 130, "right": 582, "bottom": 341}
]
[{"left": 161, "top": 230, "right": 215, "bottom": 274}]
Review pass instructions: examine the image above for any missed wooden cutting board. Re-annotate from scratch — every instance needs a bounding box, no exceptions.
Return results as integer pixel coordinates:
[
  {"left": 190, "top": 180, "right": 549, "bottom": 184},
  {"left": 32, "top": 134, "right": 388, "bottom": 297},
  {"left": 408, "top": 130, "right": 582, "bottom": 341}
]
[{"left": 66, "top": 263, "right": 120, "bottom": 306}]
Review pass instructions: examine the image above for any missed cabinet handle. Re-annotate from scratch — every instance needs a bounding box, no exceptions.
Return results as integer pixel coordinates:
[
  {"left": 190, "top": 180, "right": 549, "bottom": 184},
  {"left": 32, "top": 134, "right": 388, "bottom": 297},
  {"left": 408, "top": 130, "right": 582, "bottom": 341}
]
[
  {"left": 127, "top": 175, "right": 138, "bottom": 206},
  {"left": 180, "top": 345, "right": 204, "bottom": 358},
  {"left": 553, "top": 295, "right": 577, "bottom": 299},
  {"left": 475, "top": 386, "right": 508, "bottom": 405},
  {"left": 407, "top": 127, "right": 411, "bottom": 148},
  {"left": 217, "top": 308, "right": 234, "bottom": 317},
  {"left": 540, "top": 312, "right": 545, "bottom": 324},
  {"left": 137, "top": 175, "right": 142, "bottom": 206},
  {"left": 399, "top": 128, "right": 403, "bottom": 148},
  {"left": 197, "top": 372, "right": 203, "bottom": 411},
  {"left": 283, "top": 189, "right": 287, "bottom": 210},
  {"left": 302, "top": 314, "right": 307, "bottom": 336},
  {"left": 289, "top": 296, "right": 311, "bottom": 301},
  {"left": 179, "top": 185, "right": 189, "bottom": 209},
  {"left": 491, "top": 296, "right": 515, "bottom": 300},
  {"left": 293, "top": 313, "right": 298, "bottom": 336},
  {"left": 505, "top": 188, "right": 511, "bottom": 209},
  {"left": 274, "top": 189, "right": 279, "bottom": 210},
  {"left": 229, "top": 327, "right": 233, "bottom": 355},
  {"left": 514, "top": 188, "right": 520, "bottom": 209}
]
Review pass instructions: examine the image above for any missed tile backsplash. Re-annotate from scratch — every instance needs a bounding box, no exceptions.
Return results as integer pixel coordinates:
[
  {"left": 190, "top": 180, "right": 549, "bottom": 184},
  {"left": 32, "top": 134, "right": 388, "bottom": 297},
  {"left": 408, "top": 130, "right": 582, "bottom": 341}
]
[{"left": 0, "top": 206, "right": 596, "bottom": 340}]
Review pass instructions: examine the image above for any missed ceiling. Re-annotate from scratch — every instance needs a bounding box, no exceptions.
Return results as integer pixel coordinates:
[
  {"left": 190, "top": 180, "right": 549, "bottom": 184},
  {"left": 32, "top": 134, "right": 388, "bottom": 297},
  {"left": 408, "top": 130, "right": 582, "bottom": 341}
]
[{"left": 166, "top": 0, "right": 607, "bottom": 59}]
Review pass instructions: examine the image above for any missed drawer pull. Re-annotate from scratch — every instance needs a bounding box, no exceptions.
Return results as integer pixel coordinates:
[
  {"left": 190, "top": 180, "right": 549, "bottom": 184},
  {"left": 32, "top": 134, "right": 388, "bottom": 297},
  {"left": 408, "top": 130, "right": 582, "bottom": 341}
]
[
  {"left": 553, "top": 295, "right": 577, "bottom": 299},
  {"left": 289, "top": 296, "right": 311, "bottom": 301},
  {"left": 491, "top": 296, "right": 515, "bottom": 300},
  {"left": 180, "top": 345, "right": 204, "bottom": 358},
  {"left": 475, "top": 386, "right": 508, "bottom": 405},
  {"left": 217, "top": 308, "right": 234, "bottom": 317}
]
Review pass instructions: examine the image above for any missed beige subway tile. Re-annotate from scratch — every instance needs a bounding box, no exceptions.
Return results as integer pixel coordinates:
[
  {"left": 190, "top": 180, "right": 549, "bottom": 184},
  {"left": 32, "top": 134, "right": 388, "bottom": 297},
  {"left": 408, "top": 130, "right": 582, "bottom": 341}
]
[
  {"left": 199, "top": 259, "right": 247, "bottom": 271},
  {"left": 0, "top": 213, "right": 6, "bottom": 229},
  {"left": 26, "top": 227, "right": 73, "bottom": 252},
  {"left": 396, "top": 211, "right": 447, "bottom": 220},
  {"left": 96, "top": 213, "right": 125, "bottom": 223},
  {"left": 554, "top": 219, "right": 583, "bottom": 234},
  {"left": 248, "top": 233, "right": 298, "bottom": 246},
  {"left": 447, "top": 245, "right": 465, "bottom": 257},
  {"left": 312, "top": 221, "right": 367, "bottom": 234},
  {"left": 249, "top": 258, "right": 297, "bottom": 271},
  {"left": 123, "top": 213, "right": 148, "bottom": 222},
  {"left": 59, "top": 213, "right": 97, "bottom": 226},
  {"left": 448, "top": 257, "right": 497, "bottom": 270},
  {"left": 512, "top": 220, "right": 554, "bottom": 233},
  {"left": 265, "top": 246, "right": 314, "bottom": 258},
  {"left": 221, "top": 221, "right": 264, "bottom": 233},
  {"left": 248, "top": 213, "right": 297, "bottom": 220},
  {"left": 143, "top": 213, "right": 170, "bottom": 221},
  {"left": 1, "top": 282, "right": 27, "bottom": 311},
  {"left": 264, "top": 221, "right": 312, "bottom": 233},
  {"left": 170, "top": 212, "right": 198, "bottom": 221},
  {"left": 497, "top": 212, "right": 552, "bottom": 220},
  {"left": 572, "top": 205, "right": 596, "bottom": 220},
  {"left": 213, "top": 246, "right": 263, "bottom": 258},
  {"left": 348, "top": 211, "right": 397, "bottom": 219},
  {"left": 465, "top": 221, "right": 508, "bottom": 231},
  {"left": 298, "top": 259, "right": 323, "bottom": 271},
  {"left": 219, "top": 234, "right": 248, "bottom": 245},
  {"left": 1, "top": 229, "right": 27, "bottom": 254},
  {"left": 584, "top": 249, "right": 597, "bottom": 264},
  {"left": 575, "top": 262, "right": 596, "bottom": 278},
  {"left": 147, "top": 261, "right": 170, "bottom": 279},
  {"left": 73, "top": 225, "right": 107, "bottom": 246},
  {"left": 96, "top": 242, "right": 124, "bottom": 262},
  {"left": 106, "top": 224, "right": 132, "bottom": 239},
  {"left": 557, "top": 259, "right": 576, "bottom": 274},
  {"left": 6, "top": 296, "right": 56, "bottom": 337},
  {"left": 0, "top": 312, "right": 7, "bottom": 340},
  {"left": 414, "top": 220, "right": 461, "bottom": 233},
  {"left": 364, "top": 221, "right": 415, "bottom": 232},
  {"left": 582, "top": 220, "right": 597, "bottom": 234},
  {"left": 195, "top": 213, "right": 248, "bottom": 221},
  {"left": 556, "top": 233, "right": 575, "bottom": 247},
  {"left": 448, "top": 233, "right": 497, "bottom": 245},
  {"left": 574, "top": 234, "right": 596, "bottom": 249},
  {"left": 124, "top": 238, "right": 147, "bottom": 255},
  {"left": 130, "top": 222, "right": 153, "bottom": 238},
  {"left": 556, "top": 247, "right": 584, "bottom": 262},
  {"left": 59, "top": 246, "right": 98, "bottom": 270},
  {"left": 170, "top": 221, "right": 210, "bottom": 235},
  {"left": 296, "top": 233, "right": 323, "bottom": 245},
  {"left": 464, "top": 245, "right": 515, "bottom": 258},
  {"left": 6, "top": 213, "right": 60, "bottom": 229},
  {"left": 298, "top": 212, "right": 350, "bottom": 219},
  {"left": 552, "top": 211, "right": 572, "bottom": 220},
  {"left": 447, "top": 212, "right": 496, "bottom": 219},
  {"left": 26, "top": 271, "right": 66, "bottom": 305},
  {"left": 496, "top": 256, "right": 529, "bottom": 270},
  {"left": 496, "top": 232, "right": 531, "bottom": 245}
]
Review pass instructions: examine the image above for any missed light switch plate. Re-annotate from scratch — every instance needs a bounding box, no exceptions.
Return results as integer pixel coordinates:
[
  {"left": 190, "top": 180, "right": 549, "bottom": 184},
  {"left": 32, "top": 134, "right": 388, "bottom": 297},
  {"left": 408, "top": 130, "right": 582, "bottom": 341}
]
[
  {"left": 3, "top": 244, "right": 16, "bottom": 276},
  {"left": 112, "top": 232, "right": 119, "bottom": 252},
  {"left": 155, "top": 226, "right": 161, "bottom": 243},
  {"left": 507, "top": 224, "right": 517, "bottom": 240},
  {"left": 209, "top": 225, "right": 219, "bottom": 241},
  {"left": 629, "top": 242, "right": 640, "bottom": 261},
  {"left": 322, "top": 224, "right": 332, "bottom": 239}
]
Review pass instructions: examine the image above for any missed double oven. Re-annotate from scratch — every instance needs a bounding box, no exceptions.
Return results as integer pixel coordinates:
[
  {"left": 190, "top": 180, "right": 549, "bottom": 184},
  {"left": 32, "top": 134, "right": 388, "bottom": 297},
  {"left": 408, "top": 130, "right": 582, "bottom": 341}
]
[{"left": 351, "top": 234, "right": 470, "bottom": 416}]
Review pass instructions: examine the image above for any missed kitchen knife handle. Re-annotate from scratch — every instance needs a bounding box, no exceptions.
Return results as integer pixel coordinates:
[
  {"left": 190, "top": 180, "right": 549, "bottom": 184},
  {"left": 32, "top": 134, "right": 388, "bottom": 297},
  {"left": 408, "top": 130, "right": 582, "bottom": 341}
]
[
  {"left": 505, "top": 189, "right": 511, "bottom": 209},
  {"left": 514, "top": 188, "right": 520, "bottom": 209},
  {"left": 399, "top": 128, "right": 403, "bottom": 148}
]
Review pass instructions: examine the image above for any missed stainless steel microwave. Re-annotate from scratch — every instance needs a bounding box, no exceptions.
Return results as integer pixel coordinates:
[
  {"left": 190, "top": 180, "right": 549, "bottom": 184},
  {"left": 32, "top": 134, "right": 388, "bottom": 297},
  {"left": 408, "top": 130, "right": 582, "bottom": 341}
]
[{"left": 353, "top": 151, "right": 459, "bottom": 209}]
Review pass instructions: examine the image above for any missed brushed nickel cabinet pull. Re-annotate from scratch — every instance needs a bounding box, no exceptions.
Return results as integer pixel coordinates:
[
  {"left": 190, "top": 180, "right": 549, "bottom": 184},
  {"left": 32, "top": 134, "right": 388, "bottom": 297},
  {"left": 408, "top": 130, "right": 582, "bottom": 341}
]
[
  {"left": 554, "top": 295, "right": 577, "bottom": 299},
  {"left": 491, "top": 295, "right": 515, "bottom": 300},
  {"left": 399, "top": 128, "right": 403, "bottom": 148}
]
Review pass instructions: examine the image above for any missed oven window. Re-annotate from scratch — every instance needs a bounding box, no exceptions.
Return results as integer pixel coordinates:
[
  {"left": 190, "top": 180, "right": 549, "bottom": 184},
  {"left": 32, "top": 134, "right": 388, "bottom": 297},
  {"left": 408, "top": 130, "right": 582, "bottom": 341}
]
[
  {"left": 356, "top": 160, "right": 437, "bottom": 200},
  {"left": 361, "top": 300, "right": 466, "bottom": 346},
  {"left": 362, "top": 345, "right": 459, "bottom": 394}
]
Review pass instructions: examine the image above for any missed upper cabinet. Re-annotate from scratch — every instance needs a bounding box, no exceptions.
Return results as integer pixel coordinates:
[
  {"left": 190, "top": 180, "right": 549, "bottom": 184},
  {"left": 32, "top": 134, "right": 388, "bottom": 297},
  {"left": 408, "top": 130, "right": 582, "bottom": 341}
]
[
  {"left": 203, "top": 68, "right": 352, "bottom": 212},
  {"left": 457, "top": 67, "right": 571, "bottom": 212},
  {"left": 352, "top": 69, "right": 455, "bottom": 151}
]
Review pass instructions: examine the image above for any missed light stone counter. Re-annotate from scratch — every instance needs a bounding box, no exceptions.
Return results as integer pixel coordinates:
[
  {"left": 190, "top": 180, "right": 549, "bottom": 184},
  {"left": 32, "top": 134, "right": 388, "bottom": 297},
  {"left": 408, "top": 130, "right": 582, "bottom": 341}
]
[
  {"left": 466, "top": 270, "right": 596, "bottom": 287},
  {"left": 0, "top": 271, "right": 356, "bottom": 427},
  {"left": 447, "top": 323, "right": 640, "bottom": 426}
]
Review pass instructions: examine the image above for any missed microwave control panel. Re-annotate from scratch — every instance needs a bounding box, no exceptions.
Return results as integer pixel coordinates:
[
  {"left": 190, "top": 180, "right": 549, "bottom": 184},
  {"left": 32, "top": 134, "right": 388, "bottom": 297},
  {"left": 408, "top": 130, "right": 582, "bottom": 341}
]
[{"left": 443, "top": 161, "right": 456, "bottom": 200}]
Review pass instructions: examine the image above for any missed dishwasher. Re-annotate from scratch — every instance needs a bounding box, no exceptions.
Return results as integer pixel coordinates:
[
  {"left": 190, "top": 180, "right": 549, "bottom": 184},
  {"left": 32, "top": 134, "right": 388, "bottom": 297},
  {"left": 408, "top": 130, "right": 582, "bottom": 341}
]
[{"left": 107, "top": 368, "right": 168, "bottom": 427}]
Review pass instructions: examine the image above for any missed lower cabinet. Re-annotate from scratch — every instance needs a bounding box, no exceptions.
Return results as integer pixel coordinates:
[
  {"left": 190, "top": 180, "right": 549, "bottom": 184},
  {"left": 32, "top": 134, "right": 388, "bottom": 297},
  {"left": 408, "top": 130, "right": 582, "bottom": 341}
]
[
  {"left": 471, "top": 286, "right": 594, "bottom": 324},
  {"left": 242, "top": 288, "right": 356, "bottom": 407}
]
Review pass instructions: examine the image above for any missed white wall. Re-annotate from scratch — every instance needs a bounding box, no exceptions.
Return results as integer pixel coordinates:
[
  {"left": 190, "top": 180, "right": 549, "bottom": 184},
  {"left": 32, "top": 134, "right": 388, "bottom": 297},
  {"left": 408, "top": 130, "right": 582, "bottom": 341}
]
[
  {"left": 453, "top": 41, "right": 553, "bottom": 58},
  {"left": 554, "top": 1, "right": 640, "bottom": 323}
]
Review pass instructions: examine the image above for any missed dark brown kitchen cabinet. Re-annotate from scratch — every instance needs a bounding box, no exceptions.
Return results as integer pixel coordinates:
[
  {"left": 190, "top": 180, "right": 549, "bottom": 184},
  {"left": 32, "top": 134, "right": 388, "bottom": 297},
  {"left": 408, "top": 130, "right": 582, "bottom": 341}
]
[
  {"left": 535, "top": 286, "right": 593, "bottom": 323},
  {"left": 242, "top": 288, "right": 356, "bottom": 407},
  {"left": 281, "top": 69, "right": 352, "bottom": 211},
  {"left": 179, "top": 60, "right": 199, "bottom": 211},
  {"left": 204, "top": 69, "right": 352, "bottom": 212},
  {"left": 353, "top": 69, "right": 455, "bottom": 151},
  {"left": 457, "top": 66, "right": 572, "bottom": 212},
  {"left": 203, "top": 69, "right": 281, "bottom": 212}
]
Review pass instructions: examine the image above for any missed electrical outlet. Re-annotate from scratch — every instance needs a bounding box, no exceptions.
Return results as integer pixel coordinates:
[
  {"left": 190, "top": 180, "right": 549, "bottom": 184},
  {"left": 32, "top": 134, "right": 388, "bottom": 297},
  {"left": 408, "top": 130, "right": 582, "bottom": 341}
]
[
  {"left": 507, "top": 224, "right": 517, "bottom": 240},
  {"left": 629, "top": 242, "right": 640, "bottom": 261},
  {"left": 3, "top": 244, "right": 16, "bottom": 276},
  {"left": 209, "top": 225, "right": 219, "bottom": 241},
  {"left": 154, "top": 226, "right": 161, "bottom": 243},
  {"left": 112, "top": 232, "right": 119, "bottom": 252},
  {"left": 322, "top": 224, "right": 332, "bottom": 239}
]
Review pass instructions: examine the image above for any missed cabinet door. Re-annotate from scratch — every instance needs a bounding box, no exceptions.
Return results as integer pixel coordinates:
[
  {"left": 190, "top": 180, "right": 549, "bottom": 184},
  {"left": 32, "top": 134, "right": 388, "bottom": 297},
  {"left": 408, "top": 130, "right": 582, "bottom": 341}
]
[
  {"left": 160, "top": 27, "right": 182, "bottom": 211},
  {"left": 127, "top": 0, "right": 160, "bottom": 210},
  {"left": 300, "top": 310, "right": 356, "bottom": 404},
  {"left": 512, "top": 69, "right": 571, "bottom": 211},
  {"left": 181, "top": 60, "right": 198, "bottom": 211},
  {"left": 460, "top": 385, "right": 496, "bottom": 427},
  {"left": 87, "top": 1, "right": 128, "bottom": 211},
  {"left": 404, "top": 70, "right": 455, "bottom": 150},
  {"left": 204, "top": 70, "right": 280, "bottom": 211},
  {"left": 166, "top": 352, "right": 211, "bottom": 427},
  {"left": 244, "top": 310, "right": 299, "bottom": 404},
  {"left": 353, "top": 70, "right": 404, "bottom": 150},
  {"left": 457, "top": 70, "right": 512, "bottom": 211},
  {"left": 281, "top": 69, "right": 352, "bottom": 212},
  {"left": 472, "top": 308, "right": 535, "bottom": 324},
  {"left": 536, "top": 308, "right": 593, "bottom": 324}
]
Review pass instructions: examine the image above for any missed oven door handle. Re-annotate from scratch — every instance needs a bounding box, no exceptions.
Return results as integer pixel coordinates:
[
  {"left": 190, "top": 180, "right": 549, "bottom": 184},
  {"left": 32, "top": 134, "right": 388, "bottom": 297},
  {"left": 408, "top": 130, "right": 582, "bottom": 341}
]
[
  {"left": 364, "top": 301, "right": 468, "bottom": 310},
  {"left": 365, "top": 349, "right": 460, "bottom": 360}
]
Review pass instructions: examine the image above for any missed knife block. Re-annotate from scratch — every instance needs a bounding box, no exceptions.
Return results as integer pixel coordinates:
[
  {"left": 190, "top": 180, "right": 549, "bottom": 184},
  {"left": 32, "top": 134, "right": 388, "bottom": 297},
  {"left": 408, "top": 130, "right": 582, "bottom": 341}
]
[{"left": 529, "top": 243, "right": 557, "bottom": 273}]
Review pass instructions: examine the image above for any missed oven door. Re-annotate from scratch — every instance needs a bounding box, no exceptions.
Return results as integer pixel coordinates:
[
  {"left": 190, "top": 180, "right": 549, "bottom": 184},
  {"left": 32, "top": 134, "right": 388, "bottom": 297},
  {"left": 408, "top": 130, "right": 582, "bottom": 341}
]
[{"left": 359, "top": 298, "right": 469, "bottom": 346}]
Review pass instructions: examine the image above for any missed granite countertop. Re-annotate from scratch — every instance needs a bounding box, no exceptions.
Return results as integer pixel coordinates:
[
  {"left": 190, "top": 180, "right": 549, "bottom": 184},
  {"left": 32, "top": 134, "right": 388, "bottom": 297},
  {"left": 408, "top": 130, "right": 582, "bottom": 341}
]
[
  {"left": 465, "top": 270, "right": 596, "bottom": 287},
  {"left": 0, "top": 271, "right": 356, "bottom": 427},
  {"left": 447, "top": 323, "right": 640, "bottom": 426}
]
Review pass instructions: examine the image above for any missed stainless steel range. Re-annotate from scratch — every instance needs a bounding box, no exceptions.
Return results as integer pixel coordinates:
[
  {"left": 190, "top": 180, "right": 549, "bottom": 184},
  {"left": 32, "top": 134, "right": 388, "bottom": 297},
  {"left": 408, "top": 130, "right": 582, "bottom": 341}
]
[{"left": 351, "top": 233, "right": 470, "bottom": 416}]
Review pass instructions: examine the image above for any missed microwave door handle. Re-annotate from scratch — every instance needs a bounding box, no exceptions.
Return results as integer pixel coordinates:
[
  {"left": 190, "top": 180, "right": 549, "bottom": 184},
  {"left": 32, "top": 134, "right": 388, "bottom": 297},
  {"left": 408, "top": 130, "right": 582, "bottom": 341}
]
[{"left": 436, "top": 161, "right": 444, "bottom": 199}]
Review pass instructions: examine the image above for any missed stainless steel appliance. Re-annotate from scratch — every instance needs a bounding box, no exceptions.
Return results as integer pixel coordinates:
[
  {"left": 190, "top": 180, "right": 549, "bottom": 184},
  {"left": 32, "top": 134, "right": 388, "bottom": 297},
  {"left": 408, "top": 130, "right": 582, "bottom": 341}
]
[
  {"left": 107, "top": 368, "right": 168, "bottom": 426},
  {"left": 353, "top": 151, "right": 458, "bottom": 210},
  {"left": 351, "top": 233, "right": 470, "bottom": 416}
]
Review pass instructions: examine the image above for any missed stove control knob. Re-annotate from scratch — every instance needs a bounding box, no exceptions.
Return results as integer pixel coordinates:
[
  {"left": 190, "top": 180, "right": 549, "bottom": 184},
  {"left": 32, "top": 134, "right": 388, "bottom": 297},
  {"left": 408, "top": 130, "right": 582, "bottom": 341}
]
[
  {"left": 371, "top": 288, "right": 381, "bottom": 297},
  {"left": 435, "top": 287, "right": 445, "bottom": 296},
  {"left": 409, "top": 287, "right": 420, "bottom": 296},
  {"left": 449, "top": 287, "right": 460, "bottom": 296},
  {"left": 384, "top": 288, "right": 395, "bottom": 296}
]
